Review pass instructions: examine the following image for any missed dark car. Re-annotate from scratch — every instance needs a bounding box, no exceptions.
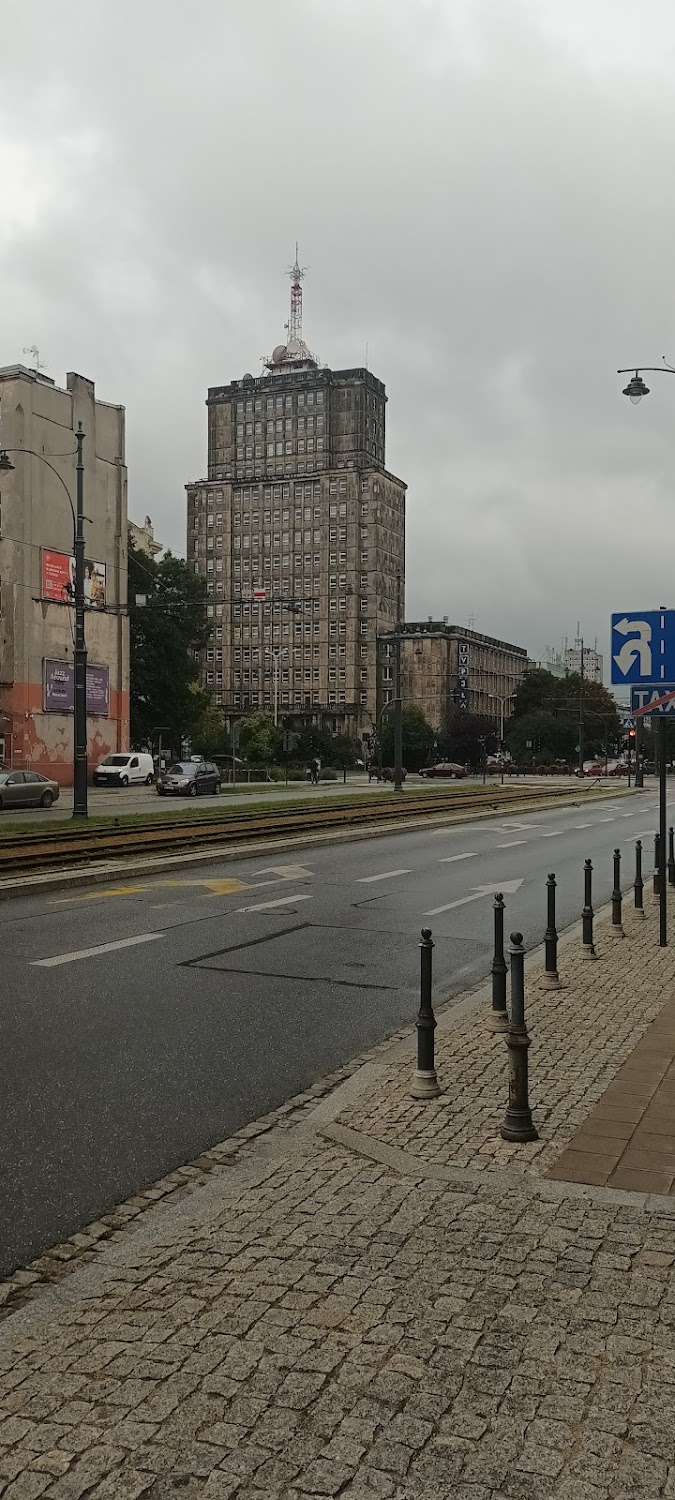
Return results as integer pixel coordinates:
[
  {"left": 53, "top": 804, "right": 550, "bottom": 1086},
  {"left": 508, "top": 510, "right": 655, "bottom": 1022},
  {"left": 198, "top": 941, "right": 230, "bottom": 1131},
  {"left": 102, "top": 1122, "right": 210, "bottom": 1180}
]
[
  {"left": 418, "top": 762, "right": 467, "bottom": 779},
  {"left": 157, "top": 760, "right": 221, "bottom": 797},
  {"left": 0, "top": 770, "right": 60, "bottom": 809}
]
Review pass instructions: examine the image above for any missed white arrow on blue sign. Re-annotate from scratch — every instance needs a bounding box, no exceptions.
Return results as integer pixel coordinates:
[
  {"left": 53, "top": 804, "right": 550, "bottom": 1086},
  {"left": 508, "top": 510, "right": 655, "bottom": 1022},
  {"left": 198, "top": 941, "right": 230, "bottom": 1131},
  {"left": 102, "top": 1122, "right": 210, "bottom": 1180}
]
[{"left": 611, "top": 611, "right": 675, "bottom": 685}]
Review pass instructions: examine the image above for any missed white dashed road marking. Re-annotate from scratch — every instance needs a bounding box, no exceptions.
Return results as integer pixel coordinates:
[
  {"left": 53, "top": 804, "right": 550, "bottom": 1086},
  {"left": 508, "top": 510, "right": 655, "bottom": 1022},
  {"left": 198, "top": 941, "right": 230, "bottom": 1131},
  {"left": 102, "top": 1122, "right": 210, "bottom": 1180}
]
[
  {"left": 236, "top": 894, "right": 313, "bottom": 913},
  {"left": 32, "top": 933, "right": 164, "bottom": 967},
  {"left": 357, "top": 869, "right": 411, "bottom": 884},
  {"left": 438, "top": 852, "right": 478, "bottom": 864}
]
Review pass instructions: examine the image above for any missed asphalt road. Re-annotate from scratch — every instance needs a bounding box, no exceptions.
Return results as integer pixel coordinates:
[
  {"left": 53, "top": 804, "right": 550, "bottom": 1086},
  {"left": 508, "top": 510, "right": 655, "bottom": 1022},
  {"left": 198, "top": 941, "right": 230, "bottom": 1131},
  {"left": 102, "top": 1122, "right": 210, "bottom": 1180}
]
[{"left": 0, "top": 788, "right": 664, "bottom": 1274}]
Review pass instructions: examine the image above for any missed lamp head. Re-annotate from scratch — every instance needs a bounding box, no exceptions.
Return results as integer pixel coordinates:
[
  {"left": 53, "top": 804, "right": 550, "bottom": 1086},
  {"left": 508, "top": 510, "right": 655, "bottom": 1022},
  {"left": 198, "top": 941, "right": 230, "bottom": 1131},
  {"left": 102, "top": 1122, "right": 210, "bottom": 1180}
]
[
  {"left": 0, "top": 450, "right": 15, "bottom": 472},
  {"left": 622, "top": 372, "right": 650, "bottom": 404}
]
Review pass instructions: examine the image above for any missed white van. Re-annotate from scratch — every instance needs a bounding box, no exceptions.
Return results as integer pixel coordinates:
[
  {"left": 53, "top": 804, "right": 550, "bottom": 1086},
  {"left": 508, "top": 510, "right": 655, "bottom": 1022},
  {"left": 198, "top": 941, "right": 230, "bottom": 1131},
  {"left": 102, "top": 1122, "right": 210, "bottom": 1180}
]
[{"left": 93, "top": 752, "right": 155, "bottom": 787}]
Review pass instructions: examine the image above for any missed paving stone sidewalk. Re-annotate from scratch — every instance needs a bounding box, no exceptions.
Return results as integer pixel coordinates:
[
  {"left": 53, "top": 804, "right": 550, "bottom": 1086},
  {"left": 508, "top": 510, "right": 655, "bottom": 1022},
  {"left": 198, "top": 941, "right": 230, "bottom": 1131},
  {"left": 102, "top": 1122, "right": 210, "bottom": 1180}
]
[
  {"left": 2, "top": 891, "right": 675, "bottom": 1497},
  {"left": 335, "top": 894, "right": 675, "bottom": 1180}
]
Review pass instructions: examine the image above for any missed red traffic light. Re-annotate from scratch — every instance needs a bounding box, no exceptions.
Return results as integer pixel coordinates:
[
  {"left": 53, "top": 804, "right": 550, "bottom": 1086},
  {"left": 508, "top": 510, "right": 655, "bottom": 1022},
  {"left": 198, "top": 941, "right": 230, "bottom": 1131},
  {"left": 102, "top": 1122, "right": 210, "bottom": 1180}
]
[{"left": 628, "top": 728, "right": 637, "bottom": 739}]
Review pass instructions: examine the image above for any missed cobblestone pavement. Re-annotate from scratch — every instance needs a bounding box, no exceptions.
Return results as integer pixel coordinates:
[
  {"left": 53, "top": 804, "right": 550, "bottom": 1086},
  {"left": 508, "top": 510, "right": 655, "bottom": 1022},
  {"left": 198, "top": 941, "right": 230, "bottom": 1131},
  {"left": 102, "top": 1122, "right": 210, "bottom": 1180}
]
[
  {"left": 2, "top": 890, "right": 675, "bottom": 1496},
  {"left": 336, "top": 897, "right": 675, "bottom": 1178}
]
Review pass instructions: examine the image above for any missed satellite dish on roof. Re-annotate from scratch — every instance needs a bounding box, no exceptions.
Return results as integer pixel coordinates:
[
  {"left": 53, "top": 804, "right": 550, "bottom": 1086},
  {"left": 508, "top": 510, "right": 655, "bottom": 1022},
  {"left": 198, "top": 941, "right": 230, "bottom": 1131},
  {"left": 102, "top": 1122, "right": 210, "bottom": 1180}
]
[{"left": 272, "top": 345, "right": 287, "bottom": 364}]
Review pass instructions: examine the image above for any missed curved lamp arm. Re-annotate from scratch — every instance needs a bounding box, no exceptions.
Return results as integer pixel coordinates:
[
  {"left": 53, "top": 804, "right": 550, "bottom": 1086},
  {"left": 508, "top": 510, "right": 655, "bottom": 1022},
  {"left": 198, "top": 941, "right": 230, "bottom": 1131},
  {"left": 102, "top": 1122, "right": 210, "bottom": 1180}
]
[{"left": 0, "top": 445, "right": 76, "bottom": 539}]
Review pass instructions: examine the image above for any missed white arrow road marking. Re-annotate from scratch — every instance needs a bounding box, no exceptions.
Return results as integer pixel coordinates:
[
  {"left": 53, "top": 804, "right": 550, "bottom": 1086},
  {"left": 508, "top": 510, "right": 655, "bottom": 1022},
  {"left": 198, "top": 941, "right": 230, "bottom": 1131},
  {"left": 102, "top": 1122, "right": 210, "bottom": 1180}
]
[
  {"left": 357, "top": 869, "right": 411, "bottom": 883},
  {"left": 424, "top": 878, "right": 524, "bottom": 917},
  {"left": 236, "top": 893, "right": 313, "bottom": 913},
  {"left": 32, "top": 933, "right": 164, "bottom": 967},
  {"left": 438, "top": 852, "right": 478, "bottom": 864}
]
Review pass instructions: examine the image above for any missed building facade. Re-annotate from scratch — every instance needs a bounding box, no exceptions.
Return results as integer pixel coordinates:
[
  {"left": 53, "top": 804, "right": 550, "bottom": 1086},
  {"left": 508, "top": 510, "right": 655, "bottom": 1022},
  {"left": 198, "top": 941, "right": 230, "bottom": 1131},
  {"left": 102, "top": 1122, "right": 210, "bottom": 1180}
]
[
  {"left": 377, "top": 621, "right": 528, "bottom": 733},
  {"left": 540, "top": 639, "right": 603, "bottom": 684},
  {"left": 128, "top": 515, "right": 162, "bottom": 559},
  {"left": 186, "top": 258, "right": 406, "bottom": 733},
  {"left": 0, "top": 366, "right": 129, "bottom": 780}
]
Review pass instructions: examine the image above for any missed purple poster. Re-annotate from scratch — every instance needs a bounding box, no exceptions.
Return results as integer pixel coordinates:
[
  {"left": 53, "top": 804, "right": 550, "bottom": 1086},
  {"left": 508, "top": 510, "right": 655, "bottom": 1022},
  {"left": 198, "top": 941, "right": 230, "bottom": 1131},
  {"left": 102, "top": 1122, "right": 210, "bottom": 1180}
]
[{"left": 43, "top": 660, "right": 110, "bottom": 716}]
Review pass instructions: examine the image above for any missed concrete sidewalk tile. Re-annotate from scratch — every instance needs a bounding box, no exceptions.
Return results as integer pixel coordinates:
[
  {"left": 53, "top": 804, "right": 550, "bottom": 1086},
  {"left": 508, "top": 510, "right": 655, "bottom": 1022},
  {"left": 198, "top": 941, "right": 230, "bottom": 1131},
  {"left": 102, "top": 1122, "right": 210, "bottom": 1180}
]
[{"left": 609, "top": 1166, "right": 675, "bottom": 1193}]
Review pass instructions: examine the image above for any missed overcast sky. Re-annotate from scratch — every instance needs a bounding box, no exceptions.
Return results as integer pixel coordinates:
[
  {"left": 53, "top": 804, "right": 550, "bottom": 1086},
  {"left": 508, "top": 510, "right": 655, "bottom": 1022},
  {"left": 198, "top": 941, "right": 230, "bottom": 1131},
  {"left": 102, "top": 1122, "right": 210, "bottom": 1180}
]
[{"left": 2, "top": 0, "right": 675, "bottom": 670}]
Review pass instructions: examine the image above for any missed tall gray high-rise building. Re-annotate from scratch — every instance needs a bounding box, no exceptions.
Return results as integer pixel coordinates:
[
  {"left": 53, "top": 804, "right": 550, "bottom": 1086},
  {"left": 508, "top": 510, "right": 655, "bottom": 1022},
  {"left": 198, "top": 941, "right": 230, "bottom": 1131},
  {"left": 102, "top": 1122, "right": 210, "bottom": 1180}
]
[{"left": 186, "top": 254, "right": 406, "bottom": 734}]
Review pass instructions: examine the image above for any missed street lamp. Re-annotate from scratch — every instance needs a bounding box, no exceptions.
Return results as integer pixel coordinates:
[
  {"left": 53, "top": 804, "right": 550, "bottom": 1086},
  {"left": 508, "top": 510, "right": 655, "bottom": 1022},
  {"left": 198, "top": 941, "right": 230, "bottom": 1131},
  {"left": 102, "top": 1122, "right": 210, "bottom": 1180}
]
[
  {"left": 488, "top": 692, "right": 513, "bottom": 784},
  {"left": 617, "top": 358, "right": 674, "bottom": 944},
  {"left": 0, "top": 426, "right": 88, "bottom": 816},
  {"left": 618, "top": 357, "right": 675, "bottom": 403}
]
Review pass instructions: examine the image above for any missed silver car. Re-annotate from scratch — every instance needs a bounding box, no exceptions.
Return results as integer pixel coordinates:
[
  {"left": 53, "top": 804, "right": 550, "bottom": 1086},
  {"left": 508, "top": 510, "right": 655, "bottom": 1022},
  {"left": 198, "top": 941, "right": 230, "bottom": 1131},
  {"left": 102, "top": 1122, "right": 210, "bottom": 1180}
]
[{"left": 0, "top": 770, "right": 60, "bottom": 810}]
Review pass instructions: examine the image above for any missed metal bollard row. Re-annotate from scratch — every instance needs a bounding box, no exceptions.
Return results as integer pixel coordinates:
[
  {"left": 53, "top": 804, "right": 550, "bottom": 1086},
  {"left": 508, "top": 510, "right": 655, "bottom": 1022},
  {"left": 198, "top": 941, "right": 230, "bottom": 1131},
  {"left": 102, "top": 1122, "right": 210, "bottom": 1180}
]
[{"left": 500, "top": 931, "right": 538, "bottom": 1142}]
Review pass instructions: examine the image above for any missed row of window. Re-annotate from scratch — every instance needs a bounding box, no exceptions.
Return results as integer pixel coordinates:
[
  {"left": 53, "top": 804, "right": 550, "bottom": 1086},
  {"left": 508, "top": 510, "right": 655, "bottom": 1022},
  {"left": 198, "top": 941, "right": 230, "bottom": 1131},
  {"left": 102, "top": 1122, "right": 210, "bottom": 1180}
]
[
  {"left": 231, "top": 692, "right": 369, "bottom": 708},
  {"left": 235, "top": 390, "right": 325, "bottom": 416},
  {"left": 236, "top": 416, "right": 325, "bottom": 438}
]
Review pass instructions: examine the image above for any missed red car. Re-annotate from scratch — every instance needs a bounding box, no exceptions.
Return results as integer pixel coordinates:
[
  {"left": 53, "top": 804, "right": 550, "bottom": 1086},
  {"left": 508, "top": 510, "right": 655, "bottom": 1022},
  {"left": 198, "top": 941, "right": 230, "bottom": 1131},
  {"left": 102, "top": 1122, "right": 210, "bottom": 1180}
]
[{"left": 419, "top": 762, "right": 467, "bottom": 779}]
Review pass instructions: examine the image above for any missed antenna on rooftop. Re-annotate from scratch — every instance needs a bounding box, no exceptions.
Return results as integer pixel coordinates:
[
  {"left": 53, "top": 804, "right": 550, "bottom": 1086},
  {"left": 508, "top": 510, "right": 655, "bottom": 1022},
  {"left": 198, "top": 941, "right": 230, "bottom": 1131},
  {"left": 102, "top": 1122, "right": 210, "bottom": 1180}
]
[{"left": 23, "top": 345, "right": 45, "bottom": 373}]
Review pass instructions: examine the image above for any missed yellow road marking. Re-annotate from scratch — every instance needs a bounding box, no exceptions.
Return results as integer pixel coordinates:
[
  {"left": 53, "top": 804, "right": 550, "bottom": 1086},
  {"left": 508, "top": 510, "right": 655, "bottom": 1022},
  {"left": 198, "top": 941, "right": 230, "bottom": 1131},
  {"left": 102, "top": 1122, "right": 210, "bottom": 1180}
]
[{"left": 52, "top": 876, "right": 250, "bottom": 905}]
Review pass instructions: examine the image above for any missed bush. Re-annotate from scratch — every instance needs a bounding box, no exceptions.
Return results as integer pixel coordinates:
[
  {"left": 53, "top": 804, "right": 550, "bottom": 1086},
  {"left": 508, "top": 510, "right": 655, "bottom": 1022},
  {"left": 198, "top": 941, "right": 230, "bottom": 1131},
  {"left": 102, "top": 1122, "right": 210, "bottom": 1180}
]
[{"left": 320, "top": 769, "right": 338, "bottom": 781}]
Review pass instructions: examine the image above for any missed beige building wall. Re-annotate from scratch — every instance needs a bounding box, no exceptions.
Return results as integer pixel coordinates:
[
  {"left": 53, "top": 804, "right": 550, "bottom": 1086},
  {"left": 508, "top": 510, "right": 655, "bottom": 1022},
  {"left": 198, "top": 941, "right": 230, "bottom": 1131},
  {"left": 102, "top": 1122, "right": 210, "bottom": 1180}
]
[
  {"left": 0, "top": 366, "right": 128, "bottom": 780},
  {"left": 378, "top": 622, "right": 528, "bottom": 733}
]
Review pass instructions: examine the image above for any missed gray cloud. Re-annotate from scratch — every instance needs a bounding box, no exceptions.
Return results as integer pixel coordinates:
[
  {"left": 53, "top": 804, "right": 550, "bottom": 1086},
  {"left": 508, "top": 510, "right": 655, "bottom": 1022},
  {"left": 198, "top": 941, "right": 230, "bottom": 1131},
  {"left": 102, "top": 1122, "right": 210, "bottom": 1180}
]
[{"left": 2, "top": 0, "right": 675, "bottom": 669}]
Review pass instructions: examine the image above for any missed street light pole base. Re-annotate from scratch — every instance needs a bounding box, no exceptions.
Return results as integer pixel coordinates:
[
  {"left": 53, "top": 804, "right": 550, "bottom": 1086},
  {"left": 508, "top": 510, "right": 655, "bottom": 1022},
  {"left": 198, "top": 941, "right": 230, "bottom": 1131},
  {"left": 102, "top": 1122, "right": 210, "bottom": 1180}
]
[
  {"left": 486, "top": 1009, "right": 509, "bottom": 1033},
  {"left": 410, "top": 1069, "right": 441, "bottom": 1100}
]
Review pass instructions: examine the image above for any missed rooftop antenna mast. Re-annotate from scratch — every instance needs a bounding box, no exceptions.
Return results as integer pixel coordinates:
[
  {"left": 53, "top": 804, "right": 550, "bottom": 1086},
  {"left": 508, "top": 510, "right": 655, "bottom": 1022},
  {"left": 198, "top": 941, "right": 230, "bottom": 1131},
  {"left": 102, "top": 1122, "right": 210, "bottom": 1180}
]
[
  {"left": 286, "top": 243, "right": 306, "bottom": 345},
  {"left": 23, "top": 345, "right": 45, "bottom": 373}
]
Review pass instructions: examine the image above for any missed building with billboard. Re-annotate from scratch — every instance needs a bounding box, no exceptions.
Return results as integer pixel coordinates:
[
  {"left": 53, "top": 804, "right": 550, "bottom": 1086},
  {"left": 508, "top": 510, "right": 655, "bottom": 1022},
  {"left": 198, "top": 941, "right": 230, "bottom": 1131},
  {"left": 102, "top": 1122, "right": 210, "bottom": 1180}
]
[
  {"left": 0, "top": 365, "right": 128, "bottom": 780},
  {"left": 186, "top": 255, "right": 406, "bottom": 734}
]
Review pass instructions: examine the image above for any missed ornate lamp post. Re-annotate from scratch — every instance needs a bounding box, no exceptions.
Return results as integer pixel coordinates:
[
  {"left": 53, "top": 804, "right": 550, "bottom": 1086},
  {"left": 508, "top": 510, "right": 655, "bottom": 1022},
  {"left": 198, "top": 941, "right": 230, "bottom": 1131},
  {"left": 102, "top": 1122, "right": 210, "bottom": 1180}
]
[{"left": 0, "top": 427, "right": 88, "bottom": 817}]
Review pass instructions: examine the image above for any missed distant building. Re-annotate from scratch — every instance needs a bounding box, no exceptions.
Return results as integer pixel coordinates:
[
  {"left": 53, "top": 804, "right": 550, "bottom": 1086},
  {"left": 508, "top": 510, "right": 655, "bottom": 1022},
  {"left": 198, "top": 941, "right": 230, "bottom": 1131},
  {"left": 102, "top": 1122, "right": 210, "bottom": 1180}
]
[
  {"left": 377, "top": 621, "right": 528, "bottom": 734},
  {"left": 0, "top": 365, "right": 128, "bottom": 780},
  {"left": 129, "top": 516, "right": 162, "bottom": 559},
  {"left": 186, "top": 253, "right": 405, "bottom": 734},
  {"left": 541, "top": 638, "right": 603, "bottom": 684}
]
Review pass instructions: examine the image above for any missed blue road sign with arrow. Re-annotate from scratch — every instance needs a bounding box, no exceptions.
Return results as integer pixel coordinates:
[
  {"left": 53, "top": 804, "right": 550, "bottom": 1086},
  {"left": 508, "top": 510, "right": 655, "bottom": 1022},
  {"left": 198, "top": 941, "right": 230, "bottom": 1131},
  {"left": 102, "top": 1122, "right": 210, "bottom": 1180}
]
[{"left": 611, "top": 611, "right": 675, "bottom": 685}]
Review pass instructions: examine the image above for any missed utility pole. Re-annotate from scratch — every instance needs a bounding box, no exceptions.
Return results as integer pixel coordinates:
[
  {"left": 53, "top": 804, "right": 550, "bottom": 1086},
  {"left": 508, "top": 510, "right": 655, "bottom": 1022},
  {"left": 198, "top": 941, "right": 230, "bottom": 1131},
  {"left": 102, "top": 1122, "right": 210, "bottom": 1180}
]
[
  {"left": 577, "top": 635, "right": 584, "bottom": 779},
  {"left": 73, "top": 423, "right": 88, "bottom": 817},
  {"left": 393, "top": 570, "right": 403, "bottom": 791}
]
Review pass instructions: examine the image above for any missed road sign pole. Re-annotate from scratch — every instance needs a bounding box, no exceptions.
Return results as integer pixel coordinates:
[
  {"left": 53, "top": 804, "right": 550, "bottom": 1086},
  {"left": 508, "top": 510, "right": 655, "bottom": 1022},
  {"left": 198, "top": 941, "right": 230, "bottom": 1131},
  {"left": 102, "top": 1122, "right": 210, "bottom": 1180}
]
[{"left": 659, "top": 714, "right": 667, "bottom": 947}]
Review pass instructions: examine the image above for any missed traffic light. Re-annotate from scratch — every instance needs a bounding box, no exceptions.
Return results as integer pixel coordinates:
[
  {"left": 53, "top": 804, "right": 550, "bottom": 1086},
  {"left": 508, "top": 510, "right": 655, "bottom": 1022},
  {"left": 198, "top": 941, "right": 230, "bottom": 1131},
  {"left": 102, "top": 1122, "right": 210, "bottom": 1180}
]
[{"left": 628, "top": 728, "right": 637, "bottom": 742}]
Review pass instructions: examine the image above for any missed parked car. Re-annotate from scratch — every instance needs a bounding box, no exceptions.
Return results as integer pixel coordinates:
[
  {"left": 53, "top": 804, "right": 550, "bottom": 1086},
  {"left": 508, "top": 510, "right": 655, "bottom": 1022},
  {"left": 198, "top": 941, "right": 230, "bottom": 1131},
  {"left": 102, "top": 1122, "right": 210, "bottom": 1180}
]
[
  {"left": 418, "top": 762, "right": 467, "bottom": 779},
  {"left": 157, "top": 760, "right": 222, "bottom": 797},
  {"left": 93, "top": 752, "right": 155, "bottom": 787},
  {"left": 378, "top": 766, "right": 407, "bottom": 783},
  {"left": 0, "top": 770, "right": 60, "bottom": 810}
]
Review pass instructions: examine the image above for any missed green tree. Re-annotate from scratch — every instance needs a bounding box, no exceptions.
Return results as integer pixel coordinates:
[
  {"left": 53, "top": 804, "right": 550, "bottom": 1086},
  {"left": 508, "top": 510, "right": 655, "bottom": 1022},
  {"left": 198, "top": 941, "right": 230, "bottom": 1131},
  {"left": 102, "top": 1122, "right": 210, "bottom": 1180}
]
[
  {"left": 379, "top": 705, "right": 435, "bottom": 771},
  {"left": 511, "top": 668, "right": 621, "bottom": 760},
  {"left": 238, "top": 711, "right": 282, "bottom": 766},
  {"left": 327, "top": 733, "right": 361, "bottom": 783},
  {"left": 505, "top": 711, "right": 577, "bottom": 767},
  {"left": 129, "top": 541, "right": 211, "bottom": 750},
  {"left": 439, "top": 709, "right": 497, "bottom": 769}
]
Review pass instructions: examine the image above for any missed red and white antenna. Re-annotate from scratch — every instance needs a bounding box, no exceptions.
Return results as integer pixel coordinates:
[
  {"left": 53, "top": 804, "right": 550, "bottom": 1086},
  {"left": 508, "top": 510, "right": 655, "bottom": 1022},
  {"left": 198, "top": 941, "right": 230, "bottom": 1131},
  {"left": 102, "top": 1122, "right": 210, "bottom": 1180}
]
[{"left": 264, "top": 245, "right": 318, "bottom": 373}]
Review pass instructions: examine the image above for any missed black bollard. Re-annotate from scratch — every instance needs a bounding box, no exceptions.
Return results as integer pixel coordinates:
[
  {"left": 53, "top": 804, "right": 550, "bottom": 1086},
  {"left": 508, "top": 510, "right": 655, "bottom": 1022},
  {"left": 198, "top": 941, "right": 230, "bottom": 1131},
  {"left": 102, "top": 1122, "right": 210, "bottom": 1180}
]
[
  {"left": 582, "top": 857, "right": 597, "bottom": 959},
  {"left": 610, "top": 848, "right": 624, "bottom": 937},
  {"left": 487, "top": 893, "right": 509, "bottom": 1031},
  {"left": 541, "top": 873, "right": 562, "bottom": 988},
  {"left": 654, "top": 833, "right": 661, "bottom": 898},
  {"left": 411, "top": 928, "right": 441, "bottom": 1099},
  {"left": 634, "top": 839, "right": 645, "bottom": 918},
  {"left": 500, "top": 932, "right": 538, "bottom": 1142},
  {"left": 669, "top": 828, "right": 675, "bottom": 889}
]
